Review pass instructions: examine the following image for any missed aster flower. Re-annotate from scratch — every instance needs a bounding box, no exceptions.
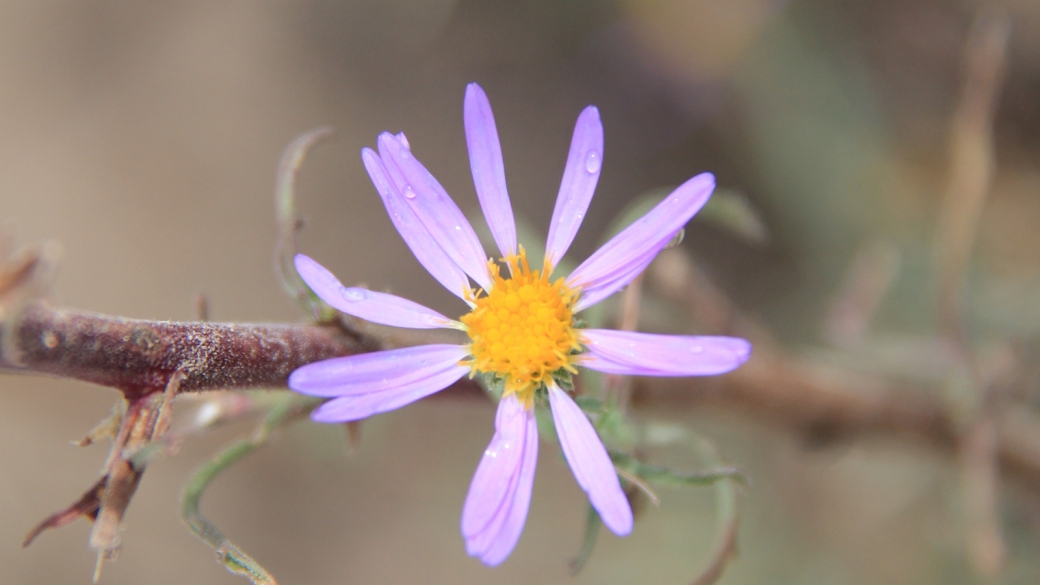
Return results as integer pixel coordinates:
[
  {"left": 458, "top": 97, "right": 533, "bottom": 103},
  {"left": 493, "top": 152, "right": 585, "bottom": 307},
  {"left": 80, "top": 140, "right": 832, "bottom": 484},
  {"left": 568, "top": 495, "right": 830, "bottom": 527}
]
[{"left": 288, "top": 83, "right": 751, "bottom": 566}]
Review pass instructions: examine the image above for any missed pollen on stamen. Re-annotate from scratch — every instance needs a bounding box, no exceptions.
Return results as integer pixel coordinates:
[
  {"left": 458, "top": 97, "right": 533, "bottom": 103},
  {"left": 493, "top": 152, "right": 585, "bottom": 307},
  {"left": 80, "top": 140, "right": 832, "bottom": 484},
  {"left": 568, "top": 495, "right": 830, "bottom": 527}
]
[{"left": 461, "top": 248, "right": 581, "bottom": 405}]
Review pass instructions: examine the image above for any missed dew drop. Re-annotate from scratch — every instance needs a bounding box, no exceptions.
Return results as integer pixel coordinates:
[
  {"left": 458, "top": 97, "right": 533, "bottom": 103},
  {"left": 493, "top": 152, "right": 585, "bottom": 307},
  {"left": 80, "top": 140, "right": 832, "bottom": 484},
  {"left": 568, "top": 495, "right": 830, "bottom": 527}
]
[
  {"left": 404, "top": 185, "right": 417, "bottom": 199},
  {"left": 665, "top": 228, "right": 685, "bottom": 249},
  {"left": 343, "top": 289, "right": 367, "bottom": 302},
  {"left": 584, "top": 150, "right": 601, "bottom": 174}
]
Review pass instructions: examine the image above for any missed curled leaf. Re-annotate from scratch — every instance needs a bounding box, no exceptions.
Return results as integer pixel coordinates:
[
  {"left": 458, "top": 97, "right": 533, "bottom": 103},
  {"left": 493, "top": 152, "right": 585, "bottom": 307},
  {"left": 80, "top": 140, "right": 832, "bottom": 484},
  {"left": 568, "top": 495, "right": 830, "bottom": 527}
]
[{"left": 274, "top": 127, "right": 338, "bottom": 322}]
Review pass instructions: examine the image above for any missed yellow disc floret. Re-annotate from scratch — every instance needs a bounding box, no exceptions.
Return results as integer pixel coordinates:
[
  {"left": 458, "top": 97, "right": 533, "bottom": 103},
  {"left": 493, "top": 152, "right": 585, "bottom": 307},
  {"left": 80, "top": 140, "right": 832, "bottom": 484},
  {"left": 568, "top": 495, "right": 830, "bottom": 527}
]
[{"left": 461, "top": 248, "right": 582, "bottom": 406}]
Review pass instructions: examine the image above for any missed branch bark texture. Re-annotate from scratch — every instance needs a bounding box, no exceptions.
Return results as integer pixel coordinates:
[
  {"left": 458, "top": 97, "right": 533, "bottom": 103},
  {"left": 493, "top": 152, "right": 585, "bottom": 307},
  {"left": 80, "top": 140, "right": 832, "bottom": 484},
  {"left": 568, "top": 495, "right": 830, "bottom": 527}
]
[{"left": 3, "top": 302, "right": 379, "bottom": 399}]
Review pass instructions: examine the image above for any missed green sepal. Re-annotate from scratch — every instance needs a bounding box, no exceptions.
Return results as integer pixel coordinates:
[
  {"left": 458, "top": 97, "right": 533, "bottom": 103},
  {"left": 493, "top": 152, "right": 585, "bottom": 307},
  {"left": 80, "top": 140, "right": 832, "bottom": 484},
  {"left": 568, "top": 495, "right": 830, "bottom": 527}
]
[
  {"left": 551, "top": 368, "right": 575, "bottom": 392},
  {"left": 477, "top": 372, "right": 506, "bottom": 400}
]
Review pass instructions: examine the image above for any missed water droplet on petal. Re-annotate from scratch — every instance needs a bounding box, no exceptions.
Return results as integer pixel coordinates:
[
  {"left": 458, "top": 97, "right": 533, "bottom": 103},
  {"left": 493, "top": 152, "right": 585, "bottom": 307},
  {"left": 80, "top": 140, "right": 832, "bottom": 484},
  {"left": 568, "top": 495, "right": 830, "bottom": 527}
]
[
  {"left": 404, "top": 185, "right": 417, "bottom": 199},
  {"left": 455, "top": 225, "right": 461, "bottom": 231},
  {"left": 343, "top": 289, "right": 366, "bottom": 302},
  {"left": 666, "top": 228, "right": 685, "bottom": 249},
  {"left": 584, "top": 150, "right": 601, "bottom": 174}
]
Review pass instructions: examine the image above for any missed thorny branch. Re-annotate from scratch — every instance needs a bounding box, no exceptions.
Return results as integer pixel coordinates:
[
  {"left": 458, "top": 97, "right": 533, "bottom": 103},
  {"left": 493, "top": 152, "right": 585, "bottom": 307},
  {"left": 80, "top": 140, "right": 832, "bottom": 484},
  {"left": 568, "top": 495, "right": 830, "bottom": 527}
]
[{"left": 3, "top": 126, "right": 381, "bottom": 582}]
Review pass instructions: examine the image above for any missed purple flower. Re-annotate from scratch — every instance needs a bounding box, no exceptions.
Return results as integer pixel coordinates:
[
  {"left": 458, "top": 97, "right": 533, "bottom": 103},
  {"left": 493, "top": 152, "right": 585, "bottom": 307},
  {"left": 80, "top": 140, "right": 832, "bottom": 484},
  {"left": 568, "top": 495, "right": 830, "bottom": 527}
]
[{"left": 289, "top": 83, "right": 751, "bottom": 566}]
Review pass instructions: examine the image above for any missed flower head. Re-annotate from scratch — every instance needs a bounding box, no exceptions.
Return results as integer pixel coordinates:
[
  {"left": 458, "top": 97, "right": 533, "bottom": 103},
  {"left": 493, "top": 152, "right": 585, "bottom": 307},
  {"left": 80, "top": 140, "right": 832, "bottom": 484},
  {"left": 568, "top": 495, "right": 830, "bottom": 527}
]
[
  {"left": 462, "top": 249, "right": 581, "bottom": 403},
  {"left": 289, "top": 83, "right": 751, "bottom": 565}
]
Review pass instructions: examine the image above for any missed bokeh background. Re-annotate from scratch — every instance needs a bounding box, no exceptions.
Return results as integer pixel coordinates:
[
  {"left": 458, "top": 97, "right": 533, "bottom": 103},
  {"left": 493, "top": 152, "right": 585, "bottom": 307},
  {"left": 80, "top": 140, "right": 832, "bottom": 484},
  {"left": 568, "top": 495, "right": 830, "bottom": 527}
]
[{"left": 3, "top": 1, "right": 1040, "bottom": 583}]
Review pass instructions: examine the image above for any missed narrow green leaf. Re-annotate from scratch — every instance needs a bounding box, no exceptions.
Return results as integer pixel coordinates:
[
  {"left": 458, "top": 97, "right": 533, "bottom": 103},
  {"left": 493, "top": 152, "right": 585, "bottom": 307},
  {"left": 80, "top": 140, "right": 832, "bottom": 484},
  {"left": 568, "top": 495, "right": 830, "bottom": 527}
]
[
  {"left": 568, "top": 504, "right": 603, "bottom": 575},
  {"left": 180, "top": 393, "right": 317, "bottom": 585},
  {"left": 273, "top": 127, "right": 338, "bottom": 323}
]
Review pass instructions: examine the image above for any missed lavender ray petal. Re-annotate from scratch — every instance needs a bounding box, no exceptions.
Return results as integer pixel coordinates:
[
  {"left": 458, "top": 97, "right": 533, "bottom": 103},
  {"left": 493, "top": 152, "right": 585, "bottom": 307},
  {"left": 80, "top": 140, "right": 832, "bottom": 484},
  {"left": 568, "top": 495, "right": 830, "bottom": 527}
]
[
  {"left": 571, "top": 253, "right": 656, "bottom": 313},
  {"left": 474, "top": 410, "right": 538, "bottom": 566},
  {"left": 580, "top": 329, "right": 751, "bottom": 376},
  {"left": 309, "top": 362, "right": 470, "bottom": 423},
  {"left": 567, "top": 172, "right": 715, "bottom": 311},
  {"left": 289, "top": 344, "right": 469, "bottom": 396},
  {"left": 461, "top": 395, "right": 527, "bottom": 538},
  {"left": 464, "top": 83, "right": 516, "bottom": 259},
  {"left": 362, "top": 148, "right": 471, "bottom": 299},
  {"left": 294, "top": 254, "right": 457, "bottom": 329},
  {"left": 464, "top": 466, "right": 521, "bottom": 563},
  {"left": 377, "top": 133, "right": 492, "bottom": 291},
  {"left": 544, "top": 106, "right": 603, "bottom": 268},
  {"left": 548, "top": 385, "right": 632, "bottom": 536}
]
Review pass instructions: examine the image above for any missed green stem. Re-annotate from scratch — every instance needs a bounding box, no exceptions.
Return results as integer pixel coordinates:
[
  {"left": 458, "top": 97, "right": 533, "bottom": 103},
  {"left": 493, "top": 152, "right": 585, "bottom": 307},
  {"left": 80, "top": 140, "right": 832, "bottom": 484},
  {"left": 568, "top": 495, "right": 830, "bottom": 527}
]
[{"left": 179, "top": 393, "right": 318, "bottom": 585}]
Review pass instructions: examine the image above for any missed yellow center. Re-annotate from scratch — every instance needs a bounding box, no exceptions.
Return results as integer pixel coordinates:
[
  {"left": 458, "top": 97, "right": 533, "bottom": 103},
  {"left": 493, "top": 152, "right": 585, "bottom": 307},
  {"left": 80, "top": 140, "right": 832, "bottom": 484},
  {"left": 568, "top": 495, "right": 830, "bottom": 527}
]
[{"left": 460, "top": 249, "right": 582, "bottom": 405}]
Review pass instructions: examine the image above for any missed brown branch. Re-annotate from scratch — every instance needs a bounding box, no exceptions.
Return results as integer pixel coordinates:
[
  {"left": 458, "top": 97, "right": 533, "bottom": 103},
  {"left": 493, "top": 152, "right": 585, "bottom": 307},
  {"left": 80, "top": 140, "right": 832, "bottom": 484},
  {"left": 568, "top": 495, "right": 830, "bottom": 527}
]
[
  {"left": 933, "top": 10, "right": 1011, "bottom": 576},
  {"left": 4, "top": 295, "right": 1040, "bottom": 498},
  {"left": 2, "top": 301, "right": 380, "bottom": 400},
  {"left": 630, "top": 339, "right": 1040, "bottom": 497},
  {"left": 644, "top": 246, "right": 1040, "bottom": 497}
]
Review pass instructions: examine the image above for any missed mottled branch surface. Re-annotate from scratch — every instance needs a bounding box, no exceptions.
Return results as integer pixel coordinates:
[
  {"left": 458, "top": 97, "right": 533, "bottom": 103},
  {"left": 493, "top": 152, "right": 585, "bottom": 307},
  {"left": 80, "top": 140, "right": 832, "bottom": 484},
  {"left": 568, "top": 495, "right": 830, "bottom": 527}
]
[{"left": 3, "top": 302, "right": 380, "bottom": 399}]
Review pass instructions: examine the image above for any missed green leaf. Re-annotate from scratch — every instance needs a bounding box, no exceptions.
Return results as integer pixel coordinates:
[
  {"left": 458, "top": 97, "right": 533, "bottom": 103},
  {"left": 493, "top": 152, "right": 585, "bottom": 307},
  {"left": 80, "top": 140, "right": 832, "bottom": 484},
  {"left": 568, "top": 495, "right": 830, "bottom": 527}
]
[
  {"left": 696, "top": 188, "right": 770, "bottom": 245},
  {"left": 180, "top": 392, "right": 317, "bottom": 585},
  {"left": 610, "top": 451, "right": 749, "bottom": 489},
  {"left": 568, "top": 504, "right": 603, "bottom": 575},
  {"left": 273, "top": 127, "right": 339, "bottom": 323},
  {"left": 573, "top": 395, "right": 605, "bottom": 413}
]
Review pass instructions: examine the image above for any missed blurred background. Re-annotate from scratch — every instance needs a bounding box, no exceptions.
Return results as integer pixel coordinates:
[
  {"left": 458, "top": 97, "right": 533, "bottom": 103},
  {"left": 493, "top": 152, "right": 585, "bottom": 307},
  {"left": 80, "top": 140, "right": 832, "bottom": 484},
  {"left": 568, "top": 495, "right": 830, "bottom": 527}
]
[{"left": 3, "top": 1, "right": 1040, "bottom": 583}]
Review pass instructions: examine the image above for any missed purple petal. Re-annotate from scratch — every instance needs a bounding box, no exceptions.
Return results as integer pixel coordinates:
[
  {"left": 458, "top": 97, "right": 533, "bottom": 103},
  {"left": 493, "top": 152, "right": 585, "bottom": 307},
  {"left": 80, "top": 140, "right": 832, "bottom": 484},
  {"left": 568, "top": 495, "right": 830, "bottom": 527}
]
[
  {"left": 461, "top": 394, "right": 538, "bottom": 566},
  {"left": 544, "top": 106, "right": 603, "bottom": 268},
  {"left": 377, "top": 133, "right": 492, "bottom": 291},
  {"left": 464, "top": 83, "right": 516, "bottom": 259},
  {"left": 308, "top": 359, "right": 470, "bottom": 423},
  {"left": 461, "top": 396, "right": 526, "bottom": 537},
  {"left": 294, "top": 254, "right": 457, "bottom": 329},
  {"left": 472, "top": 410, "right": 536, "bottom": 566},
  {"left": 567, "top": 173, "right": 715, "bottom": 312},
  {"left": 362, "top": 148, "right": 472, "bottom": 299},
  {"left": 289, "top": 344, "right": 469, "bottom": 397},
  {"left": 580, "top": 329, "right": 751, "bottom": 376},
  {"left": 548, "top": 385, "right": 632, "bottom": 536}
]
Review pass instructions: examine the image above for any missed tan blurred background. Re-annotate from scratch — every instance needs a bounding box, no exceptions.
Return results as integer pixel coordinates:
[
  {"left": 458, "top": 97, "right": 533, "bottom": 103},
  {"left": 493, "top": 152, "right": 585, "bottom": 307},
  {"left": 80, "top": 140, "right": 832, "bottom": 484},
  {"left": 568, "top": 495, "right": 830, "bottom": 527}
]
[{"left": 4, "top": 1, "right": 1040, "bottom": 584}]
